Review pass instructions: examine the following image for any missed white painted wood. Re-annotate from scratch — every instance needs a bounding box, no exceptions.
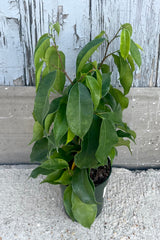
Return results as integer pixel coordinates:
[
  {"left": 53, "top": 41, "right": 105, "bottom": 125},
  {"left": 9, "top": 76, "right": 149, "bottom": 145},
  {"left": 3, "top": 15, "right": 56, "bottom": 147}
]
[{"left": 0, "top": 0, "right": 160, "bottom": 86}]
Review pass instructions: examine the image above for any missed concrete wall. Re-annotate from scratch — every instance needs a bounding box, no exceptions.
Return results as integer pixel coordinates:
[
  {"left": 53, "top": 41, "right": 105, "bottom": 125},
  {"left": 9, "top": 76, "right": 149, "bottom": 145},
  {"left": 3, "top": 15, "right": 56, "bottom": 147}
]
[
  {"left": 0, "top": 0, "right": 160, "bottom": 86},
  {"left": 0, "top": 87, "right": 160, "bottom": 168}
]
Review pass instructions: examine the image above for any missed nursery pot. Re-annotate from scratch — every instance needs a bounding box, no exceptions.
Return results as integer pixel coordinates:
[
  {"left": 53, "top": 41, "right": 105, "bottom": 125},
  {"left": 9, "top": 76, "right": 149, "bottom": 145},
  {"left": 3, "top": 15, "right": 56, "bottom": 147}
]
[{"left": 60, "top": 165, "right": 112, "bottom": 217}]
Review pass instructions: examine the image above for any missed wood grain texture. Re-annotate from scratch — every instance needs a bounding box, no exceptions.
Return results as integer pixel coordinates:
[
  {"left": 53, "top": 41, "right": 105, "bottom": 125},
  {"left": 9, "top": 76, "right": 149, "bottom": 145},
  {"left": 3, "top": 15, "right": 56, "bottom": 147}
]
[{"left": 0, "top": 0, "right": 160, "bottom": 86}]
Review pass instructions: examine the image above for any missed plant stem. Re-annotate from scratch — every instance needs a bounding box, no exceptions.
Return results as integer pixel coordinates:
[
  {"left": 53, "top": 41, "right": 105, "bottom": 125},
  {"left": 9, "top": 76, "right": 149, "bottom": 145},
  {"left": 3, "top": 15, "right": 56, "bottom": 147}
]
[
  {"left": 98, "top": 28, "right": 121, "bottom": 69},
  {"left": 71, "top": 161, "right": 76, "bottom": 170}
]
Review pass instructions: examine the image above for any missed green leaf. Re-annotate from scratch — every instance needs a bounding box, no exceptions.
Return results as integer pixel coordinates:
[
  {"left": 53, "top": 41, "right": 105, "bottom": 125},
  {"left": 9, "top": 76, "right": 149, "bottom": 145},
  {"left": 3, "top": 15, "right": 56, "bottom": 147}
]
[
  {"left": 71, "top": 191, "right": 97, "bottom": 228},
  {"left": 99, "top": 64, "right": 110, "bottom": 73},
  {"left": 96, "top": 119, "right": 119, "bottom": 165},
  {"left": 66, "top": 83, "right": 93, "bottom": 139},
  {"left": 63, "top": 186, "right": 75, "bottom": 221},
  {"left": 72, "top": 168, "right": 96, "bottom": 204},
  {"left": 102, "top": 93, "right": 117, "bottom": 111},
  {"left": 33, "top": 71, "right": 56, "bottom": 125},
  {"left": 135, "top": 43, "right": 143, "bottom": 51},
  {"left": 55, "top": 169, "right": 73, "bottom": 185},
  {"left": 35, "top": 61, "right": 44, "bottom": 90},
  {"left": 41, "top": 169, "right": 64, "bottom": 184},
  {"left": 44, "top": 113, "right": 55, "bottom": 134},
  {"left": 30, "top": 138, "right": 48, "bottom": 163},
  {"left": 117, "top": 122, "right": 136, "bottom": 139},
  {"left": 117, "top": 130, "right": 135, "bottom": 142},
  {"left": 34, "top": 38, "right": 50, "bottom": 68},
  {"left": 120, "top": 28, "right": 130, "bottom": 60},
  {"left": 40, "top": 157, "right": 69, "bottom": 170},
  {"left": 76, "top": 38, "right": 105, "bottom": 75},
  {"left": 108, "top": 147, "right": 117, "bottom": 165},
  {"left": 112, "top": 54, "right": 120, "bottom": 72},
  {"left": 127, "top": 54, "right": 135, "bottom": 72},
  {"left": 115, "top": 138, "right": 132, "bottom": 154},
  {"left": 48, "top": 97, "right": 62, "bottom": 115},
  {"left": 110, "top": 86, "right": 129, "bottom": 110},
  {"left": 53, "top": 103, "right": 68, "bottom": 147},
  {"left": 86, "top": 75, "right": 101, "bottom": 110},
  {"left": 29, "top": 121, "right": 44, "bottom": 144},
  {"left": 102, "top": 73, "right": 111, "bottom": 97},
  {"left": 45, "top": 47, "right": 65, "bottom": 93},
  {"left": 75, "top": 115, "right": 101, "bottom": 168},
  {"left": 66, "top": 129, "right": 75, "bottom": 144},
  {"left": 94, "top": 30, "right": 105, "bottom": 39},
  {"left": 119, "top": 55, "right": 133, "bottom": 95},
  {"left": 130, "top": 39, "right": 141, "bottom": 68},
  {"left": 53, "top": 22, "right": 60, "bottom": 35},
  {"left": 34, "top": 34, "right": 50, "bottom": 55},
  {"left": 121, "top": 23, "right": 132, "bottom": 36},
  {"left": 30, "top": 167, "right": 53, "bottom": 178}
]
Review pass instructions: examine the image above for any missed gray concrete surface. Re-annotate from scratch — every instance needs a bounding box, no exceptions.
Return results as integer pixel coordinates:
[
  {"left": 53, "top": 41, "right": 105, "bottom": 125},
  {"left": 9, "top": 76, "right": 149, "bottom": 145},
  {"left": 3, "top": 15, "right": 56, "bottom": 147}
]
[
  {"left": 1, "top": 87, "right": 160, "bottom": 168},
  {"left": 0, "top": 165, "right": 160, "bottom": 240}
]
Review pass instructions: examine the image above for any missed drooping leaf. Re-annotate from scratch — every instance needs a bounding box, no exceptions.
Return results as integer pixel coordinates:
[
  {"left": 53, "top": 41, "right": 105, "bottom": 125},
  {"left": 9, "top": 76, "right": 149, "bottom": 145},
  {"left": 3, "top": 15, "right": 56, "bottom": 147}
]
[
  {"left": 135, "top": 42, "right": 143, "bottom": 51},
  {"left": 108, "top": 147, "right": 117, "bottom": 165},
  {"left": 110, "top": 86, "right": 129, "bottom": 110},
  {"left": 96, "top": 119, "right": 118, "bottom": 165},
  {"left": 72, "top": 168, "right": 96, "bottom": 204},
  {"left": 66, "top": 83, "right": 93, "bottom": 138},
  {"left": 102, "top": 73, "right": 111, "bottom": 97},
  {"left": 34, "top": 38, "right": 50, "bottom": 68},
  {"left": 117, "top": 122, "right": 136, "bottom": 139},
  {"left": 115, "top": 138, "right": 132, "bottom": 153},
  {"left": 63, "top": 186, "right": 75, "bottom": 221},
  {"left": 41, "top": 169, "right": 64, "bottom": 184},
  {"left": 112, "top": 54, "right": 120, "bottom": 72},
  {"left": 76, "top": 38, "right": 105, "bottom": 76},
  {"left": 71, "top": 191, "right": 97, "bottom": 228},
  {"left": 86, "top": 75, "right": 101, "bottom": 110},
  {"left": 120, "top": 28, "right": 130, "bottom": 60},
  {"left": 45, "top": 47, "right": 65, "bottom": 93},
  {"left": 121, "top": 23, "right": 132, "bottom": 36},
  {"left": 44, "top": 113, "right": 55, "bottom": 134},
  {"left": 117, "top": 130, "right": 135, "bottom": 142},
  {"left": 30, "top": 138, "right": 48, "bottom": 163},
  {"left": 127, "top": 54, "right": 135, "bottom": 72},
  {"left": 29, "top": 121, "right": 44, "bottom": 144},
  {"left": 75, "top": 115, "right": 101, "bottom": 168},
  {"left": 119, "top": 55, "right": 133, "bottom": 95},
  {"left": 33, "top": 71, "right": 56, "bottom": 125},
  {"left": 130, "top": 39, "right": 141, "bottom": 68},
  {"left": 30, "top": 167, "right": 53, "bottom": 178},
  {"left": 53, "top": 103, "right": 68, "bottom": 147},
  {"left": 40, "top": 157, "right": 69, "bottom": 170},
  {"left": 34, "top": 33, "right": 50, "bottom": 55},
  {"left": 55, "top": 169, "right": 73, "bottom": 185},
  {"left": 94, "top": 30, "right": 105, "bottom": 39},
  {"left": 53, "top": 22, "right": 60, "bottom": 35}
]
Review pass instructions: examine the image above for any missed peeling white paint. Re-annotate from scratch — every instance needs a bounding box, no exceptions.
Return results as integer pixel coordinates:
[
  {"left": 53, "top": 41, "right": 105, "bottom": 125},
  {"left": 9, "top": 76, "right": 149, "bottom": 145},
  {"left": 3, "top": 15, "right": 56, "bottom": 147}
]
[{"left": 0, "top": 0, "right": 160, "bottom": 86}]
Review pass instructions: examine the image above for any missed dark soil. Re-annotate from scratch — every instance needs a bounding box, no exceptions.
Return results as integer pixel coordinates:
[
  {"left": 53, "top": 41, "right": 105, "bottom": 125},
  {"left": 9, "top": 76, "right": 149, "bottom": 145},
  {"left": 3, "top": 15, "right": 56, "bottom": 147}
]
[{"left": 90, "top": 159, "right": 111, "bottom": 186}]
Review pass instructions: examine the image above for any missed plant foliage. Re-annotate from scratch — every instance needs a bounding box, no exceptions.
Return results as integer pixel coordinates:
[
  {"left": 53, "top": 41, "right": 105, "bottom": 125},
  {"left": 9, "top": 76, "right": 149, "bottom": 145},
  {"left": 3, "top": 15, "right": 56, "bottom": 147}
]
[{"left": 30, "top": 22, "right": 142, "bottom": 228}]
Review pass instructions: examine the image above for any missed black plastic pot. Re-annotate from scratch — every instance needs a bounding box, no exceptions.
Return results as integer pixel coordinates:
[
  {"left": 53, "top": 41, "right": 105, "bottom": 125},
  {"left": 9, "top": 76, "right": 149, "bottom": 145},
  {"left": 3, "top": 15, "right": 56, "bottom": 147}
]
[{"left": 60, "top": 166, "right": 112, "bottom": 217}]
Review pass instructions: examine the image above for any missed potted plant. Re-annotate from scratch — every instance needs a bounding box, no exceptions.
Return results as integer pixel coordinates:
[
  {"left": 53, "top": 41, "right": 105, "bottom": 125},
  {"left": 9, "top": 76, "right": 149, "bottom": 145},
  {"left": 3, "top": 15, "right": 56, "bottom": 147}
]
[{"left": 29, "top": 22, "right": 142, "bottom": 228}]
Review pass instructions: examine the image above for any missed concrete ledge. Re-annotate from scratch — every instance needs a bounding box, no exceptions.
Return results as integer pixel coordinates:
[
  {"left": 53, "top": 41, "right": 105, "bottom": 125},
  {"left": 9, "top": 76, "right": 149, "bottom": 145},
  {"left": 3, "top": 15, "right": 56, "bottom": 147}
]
[
  {"left": 0, "top": 86, "right": 160, "bottom": 168},
  {"left": 0, "top": 166, "right": 159, "bottom": 239}
]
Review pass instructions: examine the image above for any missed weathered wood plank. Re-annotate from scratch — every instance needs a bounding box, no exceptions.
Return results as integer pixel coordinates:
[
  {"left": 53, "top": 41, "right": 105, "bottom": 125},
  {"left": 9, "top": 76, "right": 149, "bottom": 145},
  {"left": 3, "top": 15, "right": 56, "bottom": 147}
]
[{"left": 0, "top": 87, "right": 160, "bottom": 168}]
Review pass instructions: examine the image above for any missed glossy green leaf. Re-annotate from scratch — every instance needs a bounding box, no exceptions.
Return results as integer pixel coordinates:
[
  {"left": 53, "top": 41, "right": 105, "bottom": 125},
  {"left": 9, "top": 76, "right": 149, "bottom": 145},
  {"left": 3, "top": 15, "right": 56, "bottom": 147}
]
[
  {"left": 76, "top": 38, "right": 105, "bottom": 75},
  {"left": 41, "top": 169, "right": 64, "bottom": 184},
  {"left": 121, "top": 23, "right": 132, "bottom": 36},
  {"left": 71, "top": 191, "right": 97, "bottom": 228},
  {"left": 130, "top": 39, "right": 141, "bottom": 68},
  {"left": 120, "top": 28, "right": 130, "bottom": 60},
  {"left": 66, "top": 129, "right": 75, "bottom": 144},
  {"left": 30, "top": 167, "right": 53, "bottom": 178},
  {"left": 115, "top": 138, "right": 132, "bottom": 153},
  {"left": 48, "top": 97, "right": 62, "bottom": 115},
  {"left": 34, "top": 38, "right": 50, "bottom": 68},
  {"left": 53, "top": 103, "right": 68, "bottom": 147},
  {"left": 135, "top": 43, "right": 143, "bottom": 51},
  {"left": 55, "top": 169, "right": 73, "bottom": 185},
  {"left": 29, "top": 121, "right": 44, "bottom": 144},
  {"left": 96, "top": 119, "right": 118, "bottom": 165},
  {"left": 75, "top": 115, "right": 101, "bottom": 168},
  {"left": 119, "top": 55, "right": 133, "bottom": 95},
  {"left": 53, "top": 22, "right": 60, "bottom": 35},
  {"left": 102, "top": 73, "right": 111, "bottom": 97},
  {"left": 44, "top": 113, "right": 55, "bottom": 134},
  {"left": 30, "top": 138, "right": 48, "bottom": 163},
  {"left": 94, "top": 30, "right": 105, "bottom": 39},
  {"left": 40, "top": 157, "right": 69, "bottom": 170},
  {"left": 66, "top": 83, "right": 93, "bottom": 138},
  {"left": 45, "top": 47, "right": 65, "bottom": 93},
  {"left": 86, "top": 75, "right": 101, "bottom": 110},
  {"left": 63, "top": 186, "right": 75, "bottom": 221},
  {"left": 110, "top": 86, "right": 129, "bottom": 110},
  {"left": 33, "top": 71, "right": 56, "bottom": 125},
  {"left": 127, "top": 54, "right": 135, "bottom": 72},
  {"left": 34, "top": 34, "right": 50, "bottom": 55},
  {"left": 72, "top": 168, "right": 96, "bottom": 204}
]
